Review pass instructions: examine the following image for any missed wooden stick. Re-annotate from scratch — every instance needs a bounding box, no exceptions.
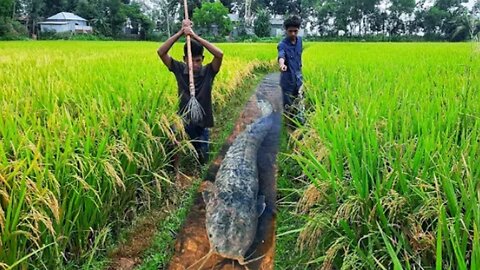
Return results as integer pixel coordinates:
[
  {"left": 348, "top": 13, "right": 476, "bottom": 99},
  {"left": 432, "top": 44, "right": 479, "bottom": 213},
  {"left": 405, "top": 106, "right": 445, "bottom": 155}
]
[
  {"left": 182, "top": 0, "right": 204, "bottom": 124},
  {"left": 183, "top": 0, "right": 195, "bottom": 98}
]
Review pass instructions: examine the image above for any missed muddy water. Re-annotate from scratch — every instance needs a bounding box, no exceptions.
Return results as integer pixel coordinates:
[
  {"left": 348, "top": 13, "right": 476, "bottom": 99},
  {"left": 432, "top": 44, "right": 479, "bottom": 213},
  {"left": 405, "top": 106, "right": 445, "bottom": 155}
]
[{"left": 168, "top": 73, "right": 282, "bottom": 270}]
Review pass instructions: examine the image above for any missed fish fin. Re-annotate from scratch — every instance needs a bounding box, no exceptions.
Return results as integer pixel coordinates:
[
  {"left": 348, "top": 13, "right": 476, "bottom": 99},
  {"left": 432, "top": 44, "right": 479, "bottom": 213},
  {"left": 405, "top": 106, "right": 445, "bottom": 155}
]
[
  {"left": 202, "top": 181, "right": 217, "bottom": 204},
  {"left": 257, "top": 195, "right": 266, "bottom": 217}
]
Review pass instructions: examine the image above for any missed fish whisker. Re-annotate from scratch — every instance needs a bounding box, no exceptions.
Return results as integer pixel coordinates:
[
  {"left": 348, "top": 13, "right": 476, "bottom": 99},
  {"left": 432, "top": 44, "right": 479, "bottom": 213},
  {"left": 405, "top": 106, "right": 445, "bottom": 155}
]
[
  {"left": 244, "top": 248, "right": 258, "bottom": 260},
  {"left": 239, "top": 253, "right": 265, "bottom": 265},
  {"left": 186, "top": 249, "right": 214, "bottom": 270}
]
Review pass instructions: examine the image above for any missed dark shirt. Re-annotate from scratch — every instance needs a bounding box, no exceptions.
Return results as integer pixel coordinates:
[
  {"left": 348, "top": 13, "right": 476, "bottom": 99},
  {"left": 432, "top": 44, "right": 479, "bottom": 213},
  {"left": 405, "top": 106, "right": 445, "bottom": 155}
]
[
  {"left": 277, "top": 36, "right": 303, "bottom": 90},
  {"left": 169, "top": 59, "right": 218, "bottom": 128}
]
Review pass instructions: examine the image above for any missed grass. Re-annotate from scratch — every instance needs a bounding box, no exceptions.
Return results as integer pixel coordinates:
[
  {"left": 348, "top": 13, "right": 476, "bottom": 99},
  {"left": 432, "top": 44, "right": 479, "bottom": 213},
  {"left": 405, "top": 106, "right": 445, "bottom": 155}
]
[
  {"left": 276, "top": 42, "right": 480, "bottom": 269},
  {"left": 275, "top": 129, "right": 312, "bottom": 269},
  {"left": 1, "top": 41, "right": 181, "bottom": 270},
  {"left": 0, "top": 41, "right": 276, "bottom": 269}
]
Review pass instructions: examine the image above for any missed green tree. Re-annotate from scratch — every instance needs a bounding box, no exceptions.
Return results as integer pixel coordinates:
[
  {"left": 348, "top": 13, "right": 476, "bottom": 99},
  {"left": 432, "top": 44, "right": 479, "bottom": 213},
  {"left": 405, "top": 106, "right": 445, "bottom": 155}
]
[
  {"left": 446, "top": 8, "right": 470, "bottom": 41},
  {"left": 124, "top": 2, "right": 154, "bottom": 39},
  {"left": 474, "top": 0, "right": 480, "bottom": 35},
  {"left": 105, "top": 0, "right": 127, "bottom": 37},
  {"left": 315, "top": 0, "right": 337, "bottom": 35},
  {"left": 220, "top": 0, "right": 235, "bottom": 12},
  {"left": 0, "top": 0, "right": 15, "bottom": 18},
  {"left": 298, "top": 0, "right": 317, "bottom": 28},
  {"left": 150, "top": 0, "right": 178, "bottom": 37},
  {"left": 0, "top": 0, "right": 15, "bottom": 37},
  {"left": 369, "top": 7, "right": 388, "bottom": 34},
  {"left": 253, "top": 8, "right": 270, "bottom": 37},
  {"left": 418, "top": 0, "right": 470, "bottom": 40},
  {"left": 43, "top": 0, "right": 68, "bottom": 16},
  {"left": 76, "top": 0, "right": 101, "bottom": 21},
  {"left": 421, "top": 6, "right": 447, "bottom": 36},
  {"left": 181, "top": 0, "right": 202, "bottom": 18},
  {"left": 1, "top": 0, "right": 30, "bottom": 38},
  {"left": 25, "top": 0, "right": 45, "bottom": 36},
  {"left": 192, "top": 1, "right": 232, "bottom": 36},
  {"left": 388, "top": 0, "right": 415, "bottom": 35}
]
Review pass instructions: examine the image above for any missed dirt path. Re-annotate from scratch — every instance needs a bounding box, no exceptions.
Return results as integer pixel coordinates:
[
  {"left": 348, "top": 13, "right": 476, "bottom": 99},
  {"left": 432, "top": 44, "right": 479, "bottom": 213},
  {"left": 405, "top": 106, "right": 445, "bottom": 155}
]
[
  {"left": 107, "top": 210, "right": 163, "bottom": 270},
  {"left": 106, "top": 187, "right": 189, "bottom": 270},
  {"left": 168, "top": 73, "right": 282, "bottom": 270}
]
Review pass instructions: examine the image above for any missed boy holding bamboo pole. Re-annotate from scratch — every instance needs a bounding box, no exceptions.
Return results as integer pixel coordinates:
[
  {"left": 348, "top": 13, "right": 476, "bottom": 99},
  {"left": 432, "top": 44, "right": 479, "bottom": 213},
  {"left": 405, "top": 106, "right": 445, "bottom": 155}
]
[{"left": 157, "top": 19, "right": 223, "bottom": 165}]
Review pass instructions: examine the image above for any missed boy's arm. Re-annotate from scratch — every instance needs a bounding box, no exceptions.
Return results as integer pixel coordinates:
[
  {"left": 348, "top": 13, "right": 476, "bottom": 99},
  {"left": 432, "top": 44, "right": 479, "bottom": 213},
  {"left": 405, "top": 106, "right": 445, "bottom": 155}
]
[
  {"left": 184, "top": 26, "right": 223, "bottom": 73},
  {"left": 157, "top": 29, "right": 184, "bottom": 70},
  {"left": 277, "top": 42, "right": 287, "bottom": 72}
]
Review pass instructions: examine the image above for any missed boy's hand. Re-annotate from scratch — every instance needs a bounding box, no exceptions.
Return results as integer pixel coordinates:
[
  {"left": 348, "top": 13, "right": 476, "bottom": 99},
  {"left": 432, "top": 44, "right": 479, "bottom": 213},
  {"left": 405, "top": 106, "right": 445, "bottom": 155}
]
[
  {"left": 279, "top": 63, "right": 287, "bottom": 72},
  {"left": 182, "top": 19, "right": 193, "bottom": 28},
  {"left": 183, "top": 26, "right": 196, "bottom": 37},
  {"left": 181, "top": 19, "right": 196, "bottom": 37}
]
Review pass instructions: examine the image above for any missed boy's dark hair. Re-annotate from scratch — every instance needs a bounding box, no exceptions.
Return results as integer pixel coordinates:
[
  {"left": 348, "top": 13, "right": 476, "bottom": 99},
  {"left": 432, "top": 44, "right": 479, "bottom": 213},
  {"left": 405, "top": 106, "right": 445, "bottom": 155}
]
[
  {"left": 184, "top": 40, "right": 204, "bottom": 57},
  {"left": 284, "top": 16, "right": 301, "bottom": 29}
]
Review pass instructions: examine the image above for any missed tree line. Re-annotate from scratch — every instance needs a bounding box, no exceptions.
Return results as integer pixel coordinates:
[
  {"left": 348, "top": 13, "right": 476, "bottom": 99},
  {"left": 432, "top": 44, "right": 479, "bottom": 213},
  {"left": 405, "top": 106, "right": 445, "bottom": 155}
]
[{"left": 0, "top": 0, "right": 479, "bottom": 41}]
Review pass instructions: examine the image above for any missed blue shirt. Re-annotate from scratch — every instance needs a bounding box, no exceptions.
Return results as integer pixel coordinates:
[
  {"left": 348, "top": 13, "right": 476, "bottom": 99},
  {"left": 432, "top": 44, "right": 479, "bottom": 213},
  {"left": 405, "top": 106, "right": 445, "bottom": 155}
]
[{"left": 277, "top": 36, "right": 303, "bottom": 90}]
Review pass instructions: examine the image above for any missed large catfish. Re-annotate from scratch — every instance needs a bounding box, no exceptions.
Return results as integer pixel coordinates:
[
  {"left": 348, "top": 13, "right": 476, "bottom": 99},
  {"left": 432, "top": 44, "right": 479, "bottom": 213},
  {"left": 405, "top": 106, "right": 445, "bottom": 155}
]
[{"left": 201, "top": 111, "right": 273, "bottom": 267}]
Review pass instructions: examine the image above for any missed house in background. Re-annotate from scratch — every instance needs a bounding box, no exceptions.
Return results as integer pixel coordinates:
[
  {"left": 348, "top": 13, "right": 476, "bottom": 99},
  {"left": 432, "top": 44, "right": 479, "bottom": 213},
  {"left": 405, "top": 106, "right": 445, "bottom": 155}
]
[{"left": 39, "top": 12, "right": 92, "bottom": 34}]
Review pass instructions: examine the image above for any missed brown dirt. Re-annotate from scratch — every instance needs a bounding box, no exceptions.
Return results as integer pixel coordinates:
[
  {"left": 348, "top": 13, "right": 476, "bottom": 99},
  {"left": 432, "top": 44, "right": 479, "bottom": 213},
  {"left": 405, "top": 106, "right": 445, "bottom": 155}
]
[{"left": 107, "top": 210, "right": 163, "bottom": 270}]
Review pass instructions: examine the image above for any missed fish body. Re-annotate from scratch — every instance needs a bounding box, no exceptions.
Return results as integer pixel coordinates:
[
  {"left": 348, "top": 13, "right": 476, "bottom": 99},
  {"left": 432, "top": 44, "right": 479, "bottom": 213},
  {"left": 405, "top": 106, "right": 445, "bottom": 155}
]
[{"left": 202, "top": 113, "right": 273, "bottom": 264}]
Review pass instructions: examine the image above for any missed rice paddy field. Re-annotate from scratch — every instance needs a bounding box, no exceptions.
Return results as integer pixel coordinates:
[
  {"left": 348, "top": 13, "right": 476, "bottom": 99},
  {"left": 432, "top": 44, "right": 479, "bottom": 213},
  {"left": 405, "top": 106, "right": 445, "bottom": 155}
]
[
  {"left": 1, "top": 41, "right": 479, "bottom": 269},
  {"left": 0, "top": 41, "right": 275, "bottom": 269},
  {"left": 277, "top": 43, "right": 480, "bottom": 269}
]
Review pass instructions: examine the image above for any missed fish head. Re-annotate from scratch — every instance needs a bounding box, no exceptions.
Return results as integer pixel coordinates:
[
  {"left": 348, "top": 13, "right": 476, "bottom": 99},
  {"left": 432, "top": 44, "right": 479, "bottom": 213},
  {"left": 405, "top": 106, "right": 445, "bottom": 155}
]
[{"left": 202, "top": 182, "right": 256, "bottom": 260}]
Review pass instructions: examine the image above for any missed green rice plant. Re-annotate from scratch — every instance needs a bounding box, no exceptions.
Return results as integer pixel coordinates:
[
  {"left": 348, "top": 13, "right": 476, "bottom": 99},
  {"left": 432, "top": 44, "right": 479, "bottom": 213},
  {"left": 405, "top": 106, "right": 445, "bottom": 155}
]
[
  {"left": 0, "top": 41, "right": 276, "bottom": 269},
  {"left": 284, "top": 43, "right": 480, "bottom": 269}
]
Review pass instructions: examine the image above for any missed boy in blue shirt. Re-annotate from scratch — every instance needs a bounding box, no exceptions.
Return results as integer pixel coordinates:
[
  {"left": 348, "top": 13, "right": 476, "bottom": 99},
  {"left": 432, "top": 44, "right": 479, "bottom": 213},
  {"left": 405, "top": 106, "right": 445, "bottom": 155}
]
[{"left": 277, "top": 15, "right": 305, "bottom": 127}]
